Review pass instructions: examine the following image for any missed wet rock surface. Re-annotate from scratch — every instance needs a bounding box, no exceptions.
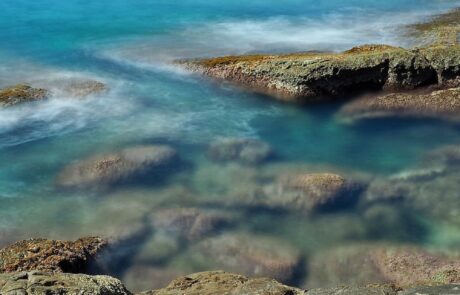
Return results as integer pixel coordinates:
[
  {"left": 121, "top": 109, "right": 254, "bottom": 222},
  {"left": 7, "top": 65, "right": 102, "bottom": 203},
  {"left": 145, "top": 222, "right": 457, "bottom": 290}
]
[
  {"left": 0, "top": 84, "right": 48, "bottom": 107},
  {"left": 56, "top": 145, "right": 179, "bottom": 189},
  {"left": 0, "top": 237, "right": 107, "bottom": 274},
  {"left": 138, "top": 271, "right": 305, "bottom": 295},
  {"left": 192, "top": 233, "right": 303, "bottom": 283},
  {"left": 207, "top": 138, "right": 273, "bottom": 165},
  {"left": 181, "top": 44, "right": 460, "bottom": 102},
  {"left": 0, "top": 271, "right": 131, "bottom": 295},
  {"left": 338, "top": 87, "right": 460, "bottom": 123}
]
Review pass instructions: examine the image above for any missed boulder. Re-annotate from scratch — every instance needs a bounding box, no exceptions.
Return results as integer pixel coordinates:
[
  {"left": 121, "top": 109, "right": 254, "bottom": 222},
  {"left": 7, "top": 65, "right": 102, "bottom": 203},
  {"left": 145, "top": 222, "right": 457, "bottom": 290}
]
[
  {"left": 138, "top": 271, "right": 305, "bottom": 295},
  {"left": 149, "top": 208, "right": 232, "bottom": 241},
  {"left": 192, "top": 233, "right": 302, "bottom": 283},
  {"left": 181, "top": 44, "right": 460, "bottom": 102},
  {"left": 207, "top": 138, "right": 273, "bottom": 165},
  {"left": 0, "top": 271, "right": 131, "bottom": 295},
  {"left": 0, "top": 237, "right": 107, "bottom": 273},
  {"left": 56, "top": 145, "right": 178, "bottom": 189},
  {"left": 305, "top": 244, "right": 460, "bottom": 289},
  {"left": 337, "top": 87, "right": 460, "bottom": 123},
  {"left": 0, "top": 84, "right": 48, "bottom": 107}
]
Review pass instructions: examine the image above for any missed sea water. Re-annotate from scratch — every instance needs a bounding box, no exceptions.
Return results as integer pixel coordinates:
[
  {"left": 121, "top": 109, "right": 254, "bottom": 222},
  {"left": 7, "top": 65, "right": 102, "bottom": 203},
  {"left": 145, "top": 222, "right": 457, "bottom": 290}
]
[{"left": 1, "top": 0, "right": 460, "bottom": 291}]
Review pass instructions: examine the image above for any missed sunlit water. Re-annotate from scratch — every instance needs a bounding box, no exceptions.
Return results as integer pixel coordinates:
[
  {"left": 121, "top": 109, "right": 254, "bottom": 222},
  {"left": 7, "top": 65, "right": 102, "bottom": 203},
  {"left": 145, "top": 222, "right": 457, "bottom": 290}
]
[{"left": 1, "top": 0, "right": 460, "bottom": 292}]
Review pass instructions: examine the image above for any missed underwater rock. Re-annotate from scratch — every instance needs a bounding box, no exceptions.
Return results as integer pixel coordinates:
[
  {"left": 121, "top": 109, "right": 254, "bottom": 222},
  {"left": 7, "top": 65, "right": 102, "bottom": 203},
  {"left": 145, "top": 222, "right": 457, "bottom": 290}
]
[
  {"left": 423, "top": 144, "right": 460, "bottom": 168},
  {"left": 123, "top": 265, "right": 187, "bottom": 293},
  {"left": 58, "top": 79, "right": 107, "bottom": 97},
  {"left": 0, "top": 237, "right": 107, "bottom": 273},
  {"left": 149, "top": 207, "right": 232, "bottom": 241},
  {"left": 181, "top": 44, "right": 460, "bottom": 102},
  {"left": 56, "top": 145, "right": 178, "bottom": 189},
  {"left": 305, "top": 244, "right": 460, "bottom": 289},
  {"left": 242, "top": 173, "right": 364, "bottom": 213},
  {"left": 138, "top": 271, "right": 305, "bottom": 295},
  {"left": 207, "top": 138, "right": 273, "bottom": 165},
  {"left": 0, "top": 84, "right": 48, "bottom": 107},
  {"left": 0, "top": 271, "right": 131, "bottom": 295},
  {"left": 338, "top": 87, "right": 460, "bottom": 123},
  {"left": 192, "top": 233, "right": 302, "bottom": 283}
]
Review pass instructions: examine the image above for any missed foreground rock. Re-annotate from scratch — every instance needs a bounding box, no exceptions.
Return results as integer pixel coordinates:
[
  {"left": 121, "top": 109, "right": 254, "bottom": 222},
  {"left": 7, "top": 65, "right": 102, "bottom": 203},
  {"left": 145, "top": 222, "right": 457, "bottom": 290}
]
[
  {"left": 56, "top": 145, "right": 178, "bottom": 189},
  {"left": 181, "top": 44, "right": 460, "bottom": 102},
  {"left": 0, "top": 84, "right": 48, "bottom": 107},
  {"left": 139, "top": 271, "right": 305, "bottom": 295},
  {"left": 207, "top": 138, "right": 273, "bottom": 165},
  {"left": 306, "top": 244, "right": 460, "bottom": 289},
  {"left": 0, "top": 237, "right": 107, "bottom": 273},
  {"left": 192, "top": 233, "right": 302, "bottom": 283},
  {"left": 0, "top": 271, "right": 131, "bottom": 295},
  {"left": 338, "top": 87, "right": 460, "bottom": 123}
]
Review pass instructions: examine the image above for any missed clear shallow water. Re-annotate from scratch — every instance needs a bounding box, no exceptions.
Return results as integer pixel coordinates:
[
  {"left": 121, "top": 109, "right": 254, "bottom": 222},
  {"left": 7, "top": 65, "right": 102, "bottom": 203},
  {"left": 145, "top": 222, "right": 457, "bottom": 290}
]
[{"left": 1, "top": 0, "right": 460, "bottom": 292}]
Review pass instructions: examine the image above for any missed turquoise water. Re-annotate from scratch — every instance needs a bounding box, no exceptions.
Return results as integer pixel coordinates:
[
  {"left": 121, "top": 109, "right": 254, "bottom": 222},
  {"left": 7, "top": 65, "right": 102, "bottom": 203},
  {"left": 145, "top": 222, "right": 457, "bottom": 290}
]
[{"left": 1, "top": 0, "right": 460, "bottom": 292}]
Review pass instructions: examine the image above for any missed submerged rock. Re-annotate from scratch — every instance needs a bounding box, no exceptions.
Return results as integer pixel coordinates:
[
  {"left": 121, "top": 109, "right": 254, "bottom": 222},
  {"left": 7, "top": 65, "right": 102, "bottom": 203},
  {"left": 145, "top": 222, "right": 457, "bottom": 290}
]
[
  {"left": 58, "top": 79, "right": 107, "bottom": 97},
  {"left": 207, "top": 138, "right": 273, "bottom": 165},
  {"left": 0, "top": 237, "right": 107, "bottom": 273},
  {"left": 305, "top": 244, "right": 460, "bottom": 289},
  {"left": 192, "top": 233, "right": 302, "bottom": 283},
  {"left": 241, "top": 173, "right": 364, "bottom": 213},
  {"left": 0, "top": 84, "right": 48, "bottom": 107},
  {"left": 181, "top": 44, "right": 460, "bottom": 102},
  {"left": 56, "top": 145, "right": 178, "bottom": 189},
  {"left": 0, "top": 271, "right": 131, "bottom": 295},
  {"left": 149, "top": 207, "right": 232, "bottom": 241},
  {"left": 139, "top": 271, "right": 305, "bottom": 295},
  {"left": 338, "top": 87, "right": 460, "bottom": 123}
]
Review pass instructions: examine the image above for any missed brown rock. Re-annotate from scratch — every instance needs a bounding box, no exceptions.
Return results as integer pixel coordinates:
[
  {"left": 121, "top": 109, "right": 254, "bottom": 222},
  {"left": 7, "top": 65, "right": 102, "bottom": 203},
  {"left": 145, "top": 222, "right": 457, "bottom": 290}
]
[
  {"left": 0, "top": 237, "right": 107, "bottom": 273},
  {"left": 0, "top": 84, "right": 48, "bottom": 107},
  {"left": 207, "top": 138, "right": 273, "bottom": 165}
]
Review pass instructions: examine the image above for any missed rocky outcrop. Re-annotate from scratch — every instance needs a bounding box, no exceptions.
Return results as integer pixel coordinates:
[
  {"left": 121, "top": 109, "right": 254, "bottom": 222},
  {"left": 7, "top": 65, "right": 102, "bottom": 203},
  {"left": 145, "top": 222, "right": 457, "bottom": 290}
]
[
  {"left": 239, "top": 173, "right": 364, "bottom": 213},
  {"left": 191, "top": 233, "right": 302, "bottom": 283},
  {"left": 56, "top": 145, "right": 179, "bottom": 189},
  {"left": 337, "top": 87, "right": 460, "bottom": 123},
  {"left": 181, "top": 44, "right": 460, "bottom": 102},
  {"left": 306, "top": 244, "right": 460, "bottom": 289},
  {"left": 400, "top": 284, "right": 460, "bottom": 295},
  {"left": 58, "top": 79, "right": 107, "bottom": 97},
  {"left": 207, "top": 138, "right": 273, "bottom": 165},
  {"left": 138, "top": 271, "right": 305, "bottom": 295},
  {"left": 149, "top": 208, "right": 232, "bottom": 241},
  {"left": 0, "top": 237, "right": 107, "bottom": 274},
  {"left": 0, "top": 84, "right": 48, "bottom": 107},
  {"left": 0, "top": 271, "right": 131, "bottom": 295}
]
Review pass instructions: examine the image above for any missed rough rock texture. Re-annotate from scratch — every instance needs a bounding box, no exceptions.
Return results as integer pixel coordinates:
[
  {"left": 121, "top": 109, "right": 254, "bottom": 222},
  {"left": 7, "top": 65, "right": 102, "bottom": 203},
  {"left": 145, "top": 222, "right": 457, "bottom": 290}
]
[
  {"left": 0, "top": 237, "right": 107, "bottom": 274},
  {"left": 0, "top": 271, "right": 131, "bottom": 295},
  {"left": 338, "top": 87, "right": 460, "bottom": 123},
  {"left": 192, "top": 233, "right": 302, "bottom": 283},
  {"left": 207, "top": 138, "right": 273, "bottom": 165},
  {"left": 138, "top": 271, "right": 305, "bottom": 295},
  {"left": 306, "top": 285, "right": 399, "bottom": 295},
  {"left": 181, "top": 44, "right": 460, "bottom": 102},
  {"left": 400, "top": 284, "right": 460, "bottom": 295},
  {"left": 0, "top": 84, "right": 48, "bottom": 107},
  {"left": 305, "top": 244, "right": 460, "bottom": 289},
  {"left": 241, "top": 173, "right": 363, "bottom": 213},
  {"left": 56, "top": 145, "right": 178, "bottom": 189},
  {"left": 149, "top": 208, "right": 232, "bottom": 241}
]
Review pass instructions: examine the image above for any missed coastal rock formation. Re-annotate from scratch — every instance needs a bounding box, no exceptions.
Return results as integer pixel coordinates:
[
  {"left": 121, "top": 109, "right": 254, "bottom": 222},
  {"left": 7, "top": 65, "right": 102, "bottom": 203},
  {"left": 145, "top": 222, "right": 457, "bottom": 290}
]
[
  {"left": 338, "top": 87, "right": 460, "bottom": 123},
  {"left": 207, "top": 138, "right": 273, "bottom": 165},
  {"left": 400, "top": 284, "right": 460, "bottom": 295},
  {"left": 0, "top": 84, "right": 48, "bottom": 107},
  {"left": 181, "top": 44, "right": 460, "bottom": 102},
  {"left": 0, "top": 237, "right": 107, "bottom": 273},
  {"left": 192, "top": 233, "right": 302, "bottom": 283},
  {"left": 138, "top": 271, "right": 305, "bottom": 295},
  {"left": 240, "top": 173, "right": 364, "bottom": 213},
  {"left": 0, "top": 271, "right": 131, "bottom": 295},
  {"left": 409, "top": 8, "right": 460, "bottom": 45},
  {"left": 55, "top": 79, "right": 107, "bottom": 98},
  {"left": 56, "top": 145, "right": 178, "bottom": 189},
  {"left": 149, "top": 208, "right": 232, "bottom": 241},
  {"left": 306, "top": 244, "right": 460, "bottom": 289}
]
